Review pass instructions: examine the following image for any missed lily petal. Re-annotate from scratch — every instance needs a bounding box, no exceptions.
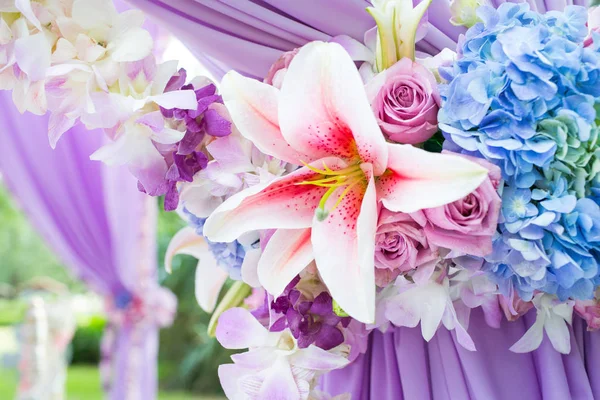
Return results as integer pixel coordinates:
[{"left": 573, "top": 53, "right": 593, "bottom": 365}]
[
  {"left": 216, "top": 307, "right": 269, "bottom": 349},
  {"left": 220, "top": 70, "right": 311, "bottom": 165},
  {"left": 311, "top": 169, "right": 377, "bottom": 323},
  {"left": 258, "top": 228, "right": 314, "bottom": 296},
  {"left": 378, "top": 143, "right": 488, "bottom": 213},
  {"left": 279, "top": 41, "right": 388, "bottom": 175},
  {"left": 204, "top": 158, "right": 348, "bottom": 243}
]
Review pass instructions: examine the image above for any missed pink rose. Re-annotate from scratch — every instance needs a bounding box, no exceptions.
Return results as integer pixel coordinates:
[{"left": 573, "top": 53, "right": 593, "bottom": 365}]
[
  {"left": 374, "top": 209, "right": 438, "bottom": 286},
  {"left": 367, "top": 57, "right": 441, "bottom": 144},
  {"left": 411, "top": 152, "right": 501, "bottom": 257},
  {"left": 574, "top": 300, "right": 600, "bottom": 331},
  {"left": 263, "top": 48, "right": 299, "bottom": 89}
]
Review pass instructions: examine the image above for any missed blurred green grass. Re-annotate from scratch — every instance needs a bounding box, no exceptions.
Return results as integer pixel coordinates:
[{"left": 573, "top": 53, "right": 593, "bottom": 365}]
[{"left": 0, "top": 366, "right": 223, "bottom": 400}]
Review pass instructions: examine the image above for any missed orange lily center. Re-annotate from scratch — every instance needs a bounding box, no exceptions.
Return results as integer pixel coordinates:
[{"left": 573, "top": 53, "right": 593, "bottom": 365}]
[{"left": 297, "top": 161, "right": 366, "bottom": 221}]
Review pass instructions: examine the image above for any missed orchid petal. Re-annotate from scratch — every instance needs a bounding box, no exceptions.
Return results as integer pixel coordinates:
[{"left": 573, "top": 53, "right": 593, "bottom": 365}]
[
  {"left": 259, "top": 357, "right": 299, "bottom": 400},
  {"left": 258, "top": 228, "right": 314, "bottom": 296},
  {"left": 218, "top": 364, "right": 251, "bottom": 400},
  {"left": 15, "top": 0, "right": 41, "bottom": 31},
  {"left": 48, "top": 113, "right": 75, "bottom": 149},
  {"left": 312, "top": 168, "right": 377, "bottom": 323},
  {"left": 241, "top": 247, "right": 261, "bottom": 288},
  {"left": 378, "top": 143, "right": 488, "bottom": 213},
  {"left": 149, "top": 90, "right": 197, "bottom": 110},
  {"left": 231, "top": 347, "right": 278, "bottom": 369},
  {"left": 72, "top": 0, "right": 117, "bottom": 30},
  {"left": 216, "top": 307, "right": 269, "bottom": 349},
  {"left": 290, "top": 345, "right": 350, "bottom": 371},
  {"left": 14, "top": 33, "right": 51, "bottom": 81},
  {"left": 279, "top": 41, "right": 388, "bottom": 175},
  {"left": 510, "top": 315, "right": 545, "bottom": 353},
  {"left": 108, "top": 27, "right": 153, "bottom": 62},
  {"left": 165, "top": 227, "right": 208, "bottom": 273},
  {"left": 204, "top": 159, "right": 348, "bottom": 243},
  {"left": 195, "top": 252, "right": 228, "bottom": 313},
  {"left": 164, "top": 230, "right": 228, "bottom": 312},
  {"left": 544, "top": 313, "right": 571, "bottom": 354},
  {"left": 220, "top": 70, "right": 311, "bottom": 165}
]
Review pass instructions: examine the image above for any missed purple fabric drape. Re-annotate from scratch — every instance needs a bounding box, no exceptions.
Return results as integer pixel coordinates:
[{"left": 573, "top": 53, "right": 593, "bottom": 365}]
[
  {"left": 321, "top": 309, "right": 600, "bottom": 400},
  {"left": 126, "top": 0, "right": 586, "bottom": 81},
  {"left": 121, "top": 1, "right": 598, "bottom": 399},
  {"left": 0, "top": 92, "right": 171, "bottom": 400}
]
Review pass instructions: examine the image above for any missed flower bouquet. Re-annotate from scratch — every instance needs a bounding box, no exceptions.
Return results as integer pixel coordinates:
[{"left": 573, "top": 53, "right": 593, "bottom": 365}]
[{"left": 2, "top": 0, "right": 600, "bottom": 398}]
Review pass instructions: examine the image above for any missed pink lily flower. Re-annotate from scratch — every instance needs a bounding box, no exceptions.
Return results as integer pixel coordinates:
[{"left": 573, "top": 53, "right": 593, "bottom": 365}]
[{"left": 204, "top": 42, "right": 488, "bottom": 323}]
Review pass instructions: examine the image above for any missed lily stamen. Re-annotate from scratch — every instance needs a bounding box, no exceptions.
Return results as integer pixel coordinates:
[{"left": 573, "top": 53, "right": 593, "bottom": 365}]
[{"left": 296, "top": 163, "right": 366, "bottom": 221}]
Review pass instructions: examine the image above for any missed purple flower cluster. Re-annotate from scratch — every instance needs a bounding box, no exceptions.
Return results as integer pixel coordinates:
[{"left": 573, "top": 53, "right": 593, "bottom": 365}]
[
  {"left": 148, "top": 69, "right": 232, "bottom": 210},
  {"left": 270, "top": 277, "right": 350, "bottom": 350}
]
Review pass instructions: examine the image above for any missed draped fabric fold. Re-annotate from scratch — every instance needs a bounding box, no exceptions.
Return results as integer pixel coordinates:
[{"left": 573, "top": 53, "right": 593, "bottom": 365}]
[
  {"left": 126, "top": 0, "right": 587, "bottom": 81},
  {"left": 0, "top": 92, "right": 175, "bottom": 400},
  {"left": 320, "top": 309, "right": 600, "bottom": 400}
]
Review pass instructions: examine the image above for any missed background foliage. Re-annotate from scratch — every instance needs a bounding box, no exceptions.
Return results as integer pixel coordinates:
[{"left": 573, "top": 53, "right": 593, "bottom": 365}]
[{"left": 0, "top": 184, "right": 229, "bottom": 395}]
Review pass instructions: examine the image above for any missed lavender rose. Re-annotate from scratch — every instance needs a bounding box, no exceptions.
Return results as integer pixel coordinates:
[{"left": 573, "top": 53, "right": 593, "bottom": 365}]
[
  {"left": 264, "top": 48, "right": 299, "bottom": 89},
  {"left": 366, "top": 57, "right": 441, "bottom": 144},
  {"left": 374, "top": 209, "right": 438, "bottom": 286},
  {"left": 411, "top": 152, "right": 502, "bottom": 257}
]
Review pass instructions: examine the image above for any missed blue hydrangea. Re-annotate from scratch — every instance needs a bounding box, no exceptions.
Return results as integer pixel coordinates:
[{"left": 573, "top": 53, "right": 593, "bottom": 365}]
[
  {"left": 182, "top": 208, "right": 249, "bottom": 280},
  {"left": 440, "top": 3, "right": 600, "bottom": 300}
]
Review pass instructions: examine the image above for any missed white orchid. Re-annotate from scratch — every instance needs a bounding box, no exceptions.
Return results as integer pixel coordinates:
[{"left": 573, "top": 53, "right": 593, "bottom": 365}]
[
  {"left": 510, "top": 294, "right": 574, "bottom": 354},
  {"left": 216, "top": 307, "right": 349, "bottom": 400},
  {"left": 377, "top": 262, "right": 476, "bottom": 350}
]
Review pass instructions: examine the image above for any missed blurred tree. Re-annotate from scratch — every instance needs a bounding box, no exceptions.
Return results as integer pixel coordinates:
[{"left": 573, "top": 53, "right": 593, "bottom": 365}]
[{"left": 0, "top": 184, "right": 82, "bottom": 292}]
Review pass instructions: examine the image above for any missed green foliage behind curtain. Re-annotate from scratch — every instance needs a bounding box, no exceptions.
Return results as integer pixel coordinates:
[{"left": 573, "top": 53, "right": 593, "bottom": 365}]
[
  {"left": 0, "top": 184, "right": 82, "bottom": 291},
  {"left": 156, "top": 198, "right": 233, "bottom": 395}
]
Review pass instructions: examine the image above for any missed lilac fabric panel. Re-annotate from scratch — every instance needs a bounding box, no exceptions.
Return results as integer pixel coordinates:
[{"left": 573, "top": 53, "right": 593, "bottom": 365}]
[
  {"left": 320, "top": 309, "right": 599, "bottom": 400},
  {"left": 0, "top": 92, "right": 163, "bottom": 400},
  {"left": 126, "top": 0, "right": 585, "bottom": 81}
]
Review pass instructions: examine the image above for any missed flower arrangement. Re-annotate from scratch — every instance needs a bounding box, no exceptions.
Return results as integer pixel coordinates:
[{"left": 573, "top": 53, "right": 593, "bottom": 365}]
[{"left": 2, "top": 0, "right": 600, "bottom": 398}]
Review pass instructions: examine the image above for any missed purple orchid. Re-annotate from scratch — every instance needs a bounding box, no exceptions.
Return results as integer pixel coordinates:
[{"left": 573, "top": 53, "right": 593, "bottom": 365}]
[
  {"left": 270, "top": 278, "right": 350, "bottom": 351},
  {"left": 154, "top": 69, "right": 233, "bottom": 210}
]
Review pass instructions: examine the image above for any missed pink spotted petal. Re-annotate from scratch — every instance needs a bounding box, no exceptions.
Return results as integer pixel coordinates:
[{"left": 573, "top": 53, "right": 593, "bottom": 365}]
[
  {"left": 220, "top": 70, "right": 312, "bottom": 165},
  {"left": 216, "top": 307, "right": 269, "bottom": 349},
  {"left": 204, "top": 157, "right": 347, "bottom": 243},
  {"left": 377, "top": 143, "right": 488, "bottom": 213},
  {"left": 258, "top": 228, "right": 314, "bottom": 296},
  {"left": 279, "top": 42, "right": 388, "bottom": 175},
  {"left": 311, "top": 166, "right": 377, "bottom": 323}
]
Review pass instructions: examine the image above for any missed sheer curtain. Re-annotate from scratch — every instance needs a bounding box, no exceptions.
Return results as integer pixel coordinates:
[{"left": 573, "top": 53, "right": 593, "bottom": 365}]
[{"left": 0, "top": 93, "right": 176, "bottom": 400}]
